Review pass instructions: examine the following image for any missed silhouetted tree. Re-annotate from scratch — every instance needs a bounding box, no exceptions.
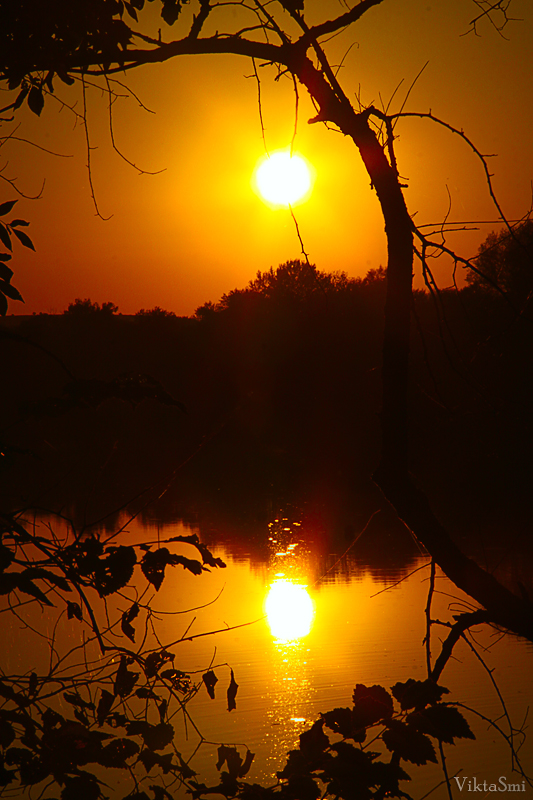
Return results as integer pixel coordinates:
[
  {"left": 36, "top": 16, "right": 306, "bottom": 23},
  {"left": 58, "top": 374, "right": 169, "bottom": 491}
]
[
  {"left": 65, "top": 298, "right": 119, "bottom": 316},
  {"left": 193, "top": 300, "right": 217, "bottom": 321},
  {"left": 466, "top": 218, "right": 533, "bottom": 305},
  {"left": 136, "top": 306, "right": 177, "bottom": 317},
  {"left": 246, "top": 260, "right": 352, "bottom": 303},
  {"left": 362, "top": 266, "right": 387, "bottom": 286}
]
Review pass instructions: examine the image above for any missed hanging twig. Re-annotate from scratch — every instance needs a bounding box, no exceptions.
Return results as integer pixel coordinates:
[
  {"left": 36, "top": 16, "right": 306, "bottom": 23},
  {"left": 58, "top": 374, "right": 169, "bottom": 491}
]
[
  {"left": 424, "top": 559, "right": 436, "bottom": 677},
  {"left": 81, "top": 74, "right": 112, "bottom": 221},
  {"left": 288, "top": 203, "right": 310, "bottom": 265}
]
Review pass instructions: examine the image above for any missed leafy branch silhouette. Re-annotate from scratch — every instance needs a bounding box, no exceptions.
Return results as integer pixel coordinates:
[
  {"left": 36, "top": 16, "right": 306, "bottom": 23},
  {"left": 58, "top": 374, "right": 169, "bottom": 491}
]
[{"left": 0, "top": 513, "right": 245, "bottom": 799}]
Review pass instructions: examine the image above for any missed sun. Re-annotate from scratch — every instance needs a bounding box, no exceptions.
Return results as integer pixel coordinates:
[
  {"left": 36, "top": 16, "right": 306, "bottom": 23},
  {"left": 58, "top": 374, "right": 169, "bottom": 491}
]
[{"left": 254, "top": 149, "right": 313, "bottom": 207}]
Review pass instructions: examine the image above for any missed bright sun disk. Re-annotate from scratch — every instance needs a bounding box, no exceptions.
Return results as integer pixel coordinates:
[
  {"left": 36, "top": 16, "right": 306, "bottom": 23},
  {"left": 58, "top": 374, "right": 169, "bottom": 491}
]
[{"left": 254, "top": 149, "right": 313, "bottom": 207}]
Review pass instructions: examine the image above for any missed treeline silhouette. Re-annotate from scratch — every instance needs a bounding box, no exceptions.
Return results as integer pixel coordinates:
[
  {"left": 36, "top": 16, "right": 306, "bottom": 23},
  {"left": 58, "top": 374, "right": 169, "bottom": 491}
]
[{"left": 1, "top": 231, "right": 532, "bottom": 555}]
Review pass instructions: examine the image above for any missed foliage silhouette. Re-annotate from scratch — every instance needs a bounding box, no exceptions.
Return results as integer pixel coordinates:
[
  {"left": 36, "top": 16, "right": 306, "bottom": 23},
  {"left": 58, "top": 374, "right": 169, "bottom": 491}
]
[
  {"left": 0, "top": 512, "right": 243, "bottom": 799},
  {"left": 0, "top": 199, "right": 32, "bottom": 315},
  {"left": 196, "top": 261, "right": 384, "bottom": 317},
  {"left": 65, "top": 299, "right": 119, "bottom": 317},
  {"left": 186, "top": 679, "right": 477, "bottom": 800},
  {"left": 466, "top": 218, "right": 533, "bottom": 306},
  {"left": 136, "top": 308, "right": 177, "bottom": 318}
]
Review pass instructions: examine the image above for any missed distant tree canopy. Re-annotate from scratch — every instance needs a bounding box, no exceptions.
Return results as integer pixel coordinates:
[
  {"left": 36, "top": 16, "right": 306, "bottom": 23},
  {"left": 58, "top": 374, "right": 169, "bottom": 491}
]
[
  {"left": 246, "top": 260, "right": 353, "bottom": 301},
  {"left": 194, "top": 260, "right": 386, "bottom": 319},
  {"left": 467, "top": 219, "right": 533, "bottom": 304},
  {"left": 64, "top": 298, "right": 119, "bottom": 316},
  {"left": 135, "top": 306, "right": 177, "bottom": 317}
]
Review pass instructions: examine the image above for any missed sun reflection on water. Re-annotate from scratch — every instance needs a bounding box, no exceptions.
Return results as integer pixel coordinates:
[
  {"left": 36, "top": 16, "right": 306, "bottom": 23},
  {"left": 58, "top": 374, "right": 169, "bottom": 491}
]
[
  {"left": 265, "top": 580, "right": 314, "bottom": 642},
  {"left": 260, "top": 519, "right": 319, "bottom": 776}
]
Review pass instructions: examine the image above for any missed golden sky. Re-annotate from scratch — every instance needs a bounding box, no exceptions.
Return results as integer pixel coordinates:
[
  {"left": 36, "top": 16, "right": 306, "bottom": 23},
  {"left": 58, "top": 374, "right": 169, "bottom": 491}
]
[{"left": 3, "top": 0, "right": 533, "bottom": 315}]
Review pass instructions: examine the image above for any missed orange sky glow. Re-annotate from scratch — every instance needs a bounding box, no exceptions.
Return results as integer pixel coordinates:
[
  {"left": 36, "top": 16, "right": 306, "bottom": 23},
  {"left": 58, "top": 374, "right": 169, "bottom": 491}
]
[{"left": 3, "top": 0, "right": 533, "bottom": 315}]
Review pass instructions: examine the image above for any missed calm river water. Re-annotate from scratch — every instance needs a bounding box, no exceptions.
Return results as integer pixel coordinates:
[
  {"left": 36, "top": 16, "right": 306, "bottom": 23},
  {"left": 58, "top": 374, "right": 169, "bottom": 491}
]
[
  {"left": 5, "top": 510, "right": 533, "bottom": 799},
  {"left": 118, "top": 513, "right": 533, "bottom": 797}
]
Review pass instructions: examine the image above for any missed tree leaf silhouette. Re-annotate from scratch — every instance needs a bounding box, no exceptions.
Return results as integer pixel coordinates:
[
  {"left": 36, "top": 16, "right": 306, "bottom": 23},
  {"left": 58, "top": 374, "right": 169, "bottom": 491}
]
[
  {"left": 216, "top": 745, "right": 246, "bottom": 779},
  {"left": 141, "top": 547, "right": 203, "bottom": 591},
  {"left": 321, "top": 707, "right": 365, "bottom": 742},
  {"left": 227, "top": 669, "right": 238, "bottom": 712},
  {"left": 74, "top": 707, "right": 89, "bottom": 726},
  {"left": 0, "top": 200, "right": 17, "bottom": 216},
  {"left": 0, "top": 224, "right": 12, "bottom": 250},
  {"left": 121, "top": 602, "right": 139, "bottom": 642},
  {"left": 408, "top": 705, "right": 475, "bottom": 744},
  {"left": 202, "top": 670, "right": 218, "bottom": 700},
  {"left": 391, "top": 679, "right": 449, "bottom": 711},
  {"left": 27, "top": 86, "right": 44, "bottom": 116},
  {"left": 160, "top": 669, "right": 190, "bottom": 693},
  {"left": 239, "top": 749, "right": 255, "bottom": 778},
  {"left": 63, "top": 692, "right": 94, "bottom": 710},
  {"left": 114, "top": 656, "right": 139, "bottom": 698},
  {"left": 93, "top": 546, "right": 136, "bottom": 597},
  {"left": 97, "top": 738, "right": 139, "bottom": 768},
  {"left": 352, "top": 683, "right": 394, "bottom": 726},
  {"left": 0, "top": 279, "right": 23, "bottom": 301},
  {"left": 0, "top": 572, "right": 53, "bottom": 606},
  {"left": 0, "top": 717, "right": 15, "bottom": 748},
  {"left": 299, "top": 720, "right": 329, "bottom": 760},
  {"left": 0, "top": 263, "right": 13, "bottom": 284},
  {"left": 148, "top": 785, "right": 174, "bottom": 800},
  {"left": 382, "top": 719, "right": 437, "bottom": 765},
  {"left": 0, "top": 543, "right": 14, "bottom": 572},
  {"left": 137, "top": 749, "right": 177, "bottom": 776},
  {"left": 144, "top": 649, "right": 174, "bottom": 679},
  {"left": 140, "top": 548, "right": 170, "bottom": 590},
  {"left": 161, "top": 0, "right": 182, "bottom": 26},
  {"left": 7, "top": 219, "right": 29, "bottom": 227},
  {"left": 0, "top": 680, "right": 30, "bottom": 708},
  {"left": 167, "top": 535, "right": 226, "bottom": 569},
  {"left": 28, "top": 673, "right": 38, "bottom": 696},
  {"left": 67, "top": 601, "right": 82, "bottom": 620},
  {"left": 96, "top": 690, "right": 114, "bottom": 727},
  {"left": 136, "top": 687, "right": 159, "bottom": 700},
  {"left": 126, "top": 721, "right": 174, "bottom": 751}
]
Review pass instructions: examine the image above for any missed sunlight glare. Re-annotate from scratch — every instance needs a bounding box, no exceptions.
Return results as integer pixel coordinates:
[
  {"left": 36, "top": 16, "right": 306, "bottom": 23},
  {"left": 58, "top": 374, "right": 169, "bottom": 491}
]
[
  {"left": 265, "top": 579, "right": 314, "bottom": 642},
  {"left": 254, "top": 149, "right": 313, "bottom": 207}
]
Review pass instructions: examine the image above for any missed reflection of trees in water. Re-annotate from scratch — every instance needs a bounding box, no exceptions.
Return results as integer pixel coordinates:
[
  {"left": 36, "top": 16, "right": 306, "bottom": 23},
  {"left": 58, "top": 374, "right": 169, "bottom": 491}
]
[{"left": 3, "top": 260, "right": 532, "bottom": 545}]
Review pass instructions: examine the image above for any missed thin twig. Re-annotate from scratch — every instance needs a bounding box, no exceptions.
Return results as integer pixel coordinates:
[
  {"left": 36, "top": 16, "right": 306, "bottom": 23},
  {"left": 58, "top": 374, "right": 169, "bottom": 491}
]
[
  {"left": 81, "top": 74, "right": 112, "bottom": 221},
  {"left": 424, "top": 559, "right": 436, "bottom": 677},
  {"left": 288, "top": 204, "right": 310, "bottom": 265}
]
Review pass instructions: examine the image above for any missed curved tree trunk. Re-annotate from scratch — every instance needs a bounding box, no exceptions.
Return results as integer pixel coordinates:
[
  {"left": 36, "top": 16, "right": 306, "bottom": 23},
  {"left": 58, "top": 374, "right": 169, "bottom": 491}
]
[{"left": 292, "top": 51, "right": 533, "bottom": 642}]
